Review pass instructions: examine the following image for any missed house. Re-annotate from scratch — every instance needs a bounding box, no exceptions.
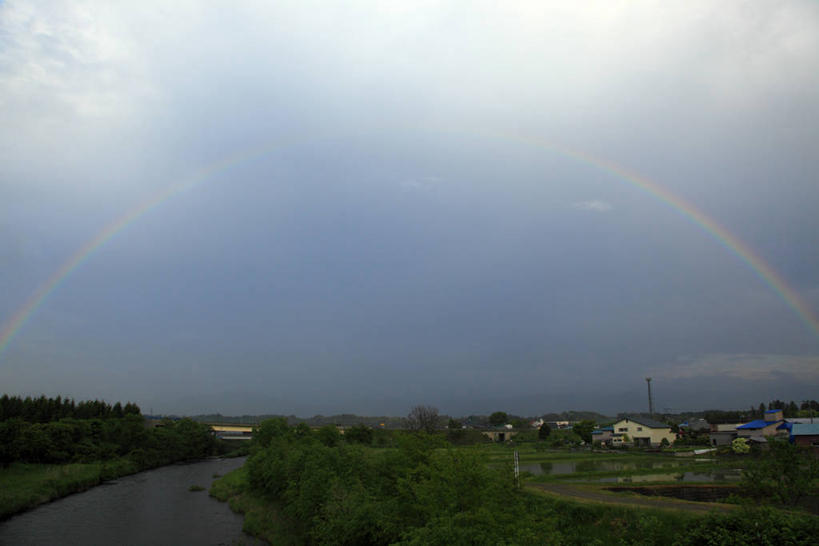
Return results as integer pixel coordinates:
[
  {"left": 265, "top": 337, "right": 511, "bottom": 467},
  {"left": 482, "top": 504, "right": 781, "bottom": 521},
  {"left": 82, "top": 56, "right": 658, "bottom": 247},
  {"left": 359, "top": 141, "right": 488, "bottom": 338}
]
[
  {"left": 591, "top": 426, "right": 614, "bottom": 445},
  {"left": 680, "top": 418, "right": 710, "bottom": 433},
  {"left": 611, "top": 417, "right": 676, "bottom": 447},
  {"left": 736, "top": 409, "right": 786, "bottom": 441},
  {"left": 790, "top": 423, "right": 819, "bottom": 449},
  {"left": 709, "top": 423, "right": 741, "bottom": 447},
  {"left": 481, "top": 427, "right": 518, "bottom": 442}
]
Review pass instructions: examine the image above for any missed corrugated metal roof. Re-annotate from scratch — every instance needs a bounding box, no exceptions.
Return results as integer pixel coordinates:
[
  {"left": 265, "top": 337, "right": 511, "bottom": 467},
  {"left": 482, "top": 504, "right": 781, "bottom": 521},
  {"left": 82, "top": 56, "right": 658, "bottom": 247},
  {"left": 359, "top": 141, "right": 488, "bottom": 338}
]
[{"left": 791, "top": 423, "right": 819, "bottom": 436}]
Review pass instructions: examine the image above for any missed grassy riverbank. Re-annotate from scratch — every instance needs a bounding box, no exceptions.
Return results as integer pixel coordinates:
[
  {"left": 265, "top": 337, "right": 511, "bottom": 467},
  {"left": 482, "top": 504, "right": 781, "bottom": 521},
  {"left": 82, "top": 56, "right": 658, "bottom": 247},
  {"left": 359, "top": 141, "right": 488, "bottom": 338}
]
[
  {"left": 0, "top": 459, "right": 138, "bottom": 520},
  {"left": 210, "top": 466, "right": 296, "bottom": 544}
]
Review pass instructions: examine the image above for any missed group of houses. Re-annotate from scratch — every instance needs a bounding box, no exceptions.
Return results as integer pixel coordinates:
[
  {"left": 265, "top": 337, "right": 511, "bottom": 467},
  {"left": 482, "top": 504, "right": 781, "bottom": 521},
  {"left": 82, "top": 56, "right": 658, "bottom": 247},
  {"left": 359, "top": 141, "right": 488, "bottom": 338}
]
[
  {"left": 706, "top": 409, "right": 819, "bottom": 448},
  {"left": 587, "top": 409, "right": 819, "bottom": 449}
]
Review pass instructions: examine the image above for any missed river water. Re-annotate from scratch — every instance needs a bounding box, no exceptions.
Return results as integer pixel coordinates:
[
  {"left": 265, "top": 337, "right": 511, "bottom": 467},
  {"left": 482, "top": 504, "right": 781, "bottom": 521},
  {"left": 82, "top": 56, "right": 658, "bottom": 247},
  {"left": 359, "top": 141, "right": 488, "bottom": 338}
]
[{"left": 0, "top": 457, "right": 264, "bottom": 545}]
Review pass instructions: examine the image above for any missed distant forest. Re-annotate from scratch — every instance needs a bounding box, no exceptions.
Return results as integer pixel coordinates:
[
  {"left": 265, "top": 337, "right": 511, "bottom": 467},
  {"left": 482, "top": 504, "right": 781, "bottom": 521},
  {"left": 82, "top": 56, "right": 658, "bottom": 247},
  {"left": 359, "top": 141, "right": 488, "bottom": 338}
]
[
  {"left": 0, "top": 394, "right": 217, "bottom": 467},
  {"left": 0, "top": 394, "right": 141, "bottom": 422}
]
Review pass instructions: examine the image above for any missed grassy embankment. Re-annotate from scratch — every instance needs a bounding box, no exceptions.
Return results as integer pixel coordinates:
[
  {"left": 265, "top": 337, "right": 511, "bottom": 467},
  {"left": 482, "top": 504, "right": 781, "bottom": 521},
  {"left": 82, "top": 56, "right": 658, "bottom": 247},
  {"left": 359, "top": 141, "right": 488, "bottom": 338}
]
[
  {"left": 210, "top": 465, "right": 300, "bottom": 545},
  {"left": 0, "top": 458, "right": 138, "bottom": 520}
]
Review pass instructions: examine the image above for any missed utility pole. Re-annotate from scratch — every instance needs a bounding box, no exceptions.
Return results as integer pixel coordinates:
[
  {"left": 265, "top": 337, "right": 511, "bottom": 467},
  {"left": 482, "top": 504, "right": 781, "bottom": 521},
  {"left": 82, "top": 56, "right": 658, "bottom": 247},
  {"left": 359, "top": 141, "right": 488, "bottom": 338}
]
[{"left": 646, "top": 378, "right": 654, "bottom": 417}]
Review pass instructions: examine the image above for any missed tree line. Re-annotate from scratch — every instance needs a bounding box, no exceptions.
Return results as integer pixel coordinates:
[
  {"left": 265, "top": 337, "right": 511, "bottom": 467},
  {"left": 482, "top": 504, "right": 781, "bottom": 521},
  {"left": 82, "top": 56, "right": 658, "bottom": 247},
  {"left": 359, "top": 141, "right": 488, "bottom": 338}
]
[
  {"left": 702, "top": 399, "right": 818, "bottom": 424},
  {"left": 0, "top": 393, "right": 217, "bottom": 468},
  {"left": 0, "top": 394, "right": 141, "bottom": 423}
]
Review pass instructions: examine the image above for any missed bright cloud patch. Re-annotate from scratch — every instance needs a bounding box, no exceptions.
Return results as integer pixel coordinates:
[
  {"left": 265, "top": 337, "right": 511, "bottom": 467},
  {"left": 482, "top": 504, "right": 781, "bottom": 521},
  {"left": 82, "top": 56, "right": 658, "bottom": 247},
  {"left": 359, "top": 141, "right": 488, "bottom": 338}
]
[
  {"left": 400, "top": 176, "right": 442, "bottom": 192},
  {"left": 653, "top": 354, "right": 819, "bottom": 383},
  {"left": 572, "top": 200, "right": 613, "bottom": 212}
]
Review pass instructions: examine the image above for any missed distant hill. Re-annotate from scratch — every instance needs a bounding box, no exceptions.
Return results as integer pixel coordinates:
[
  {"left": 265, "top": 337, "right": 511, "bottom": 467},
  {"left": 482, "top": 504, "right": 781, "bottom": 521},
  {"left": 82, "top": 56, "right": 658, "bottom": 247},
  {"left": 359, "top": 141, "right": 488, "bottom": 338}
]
[
  {"left": 540, "top": 410, "right": 613, "bottom": 423},
  {"left": 190, "top": 413, "right": 409, "bottom": 429},
  {"left": 188, "top": 410, "right": 615, "bottom": 428}
]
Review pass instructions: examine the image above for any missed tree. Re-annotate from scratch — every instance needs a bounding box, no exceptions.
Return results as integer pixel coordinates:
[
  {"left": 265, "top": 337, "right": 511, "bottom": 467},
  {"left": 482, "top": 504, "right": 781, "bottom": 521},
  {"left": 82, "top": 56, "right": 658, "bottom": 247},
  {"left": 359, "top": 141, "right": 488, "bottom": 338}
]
[
  {"left": 407, "top": 405, "right": 439, "bottom": 434},
  {"left": 511, "top": 418, "right": 528, "bottom": 429},
  {"left": 538, "top": 423, "right": 551, "bottom": 440},
  {"left": 317, "top": 425, "right": 341, "bottom": 447},
  {"left": 731, "top": 437, "right": 750, "bottom": 454},
  {"left": 488, "top": 412, "right": 508, "bottom": 427},
  {"left": 344, "top": 424, "right": 373, "bottom": 445},
  {"left": 253, "top": 417, "right": 290, "bottom": 448},
  {"left": 572, "top": 420, "right": 596, "bottom": 444},
  {"left": 740, "top": 438, "right": 819, "bottom": 505}
]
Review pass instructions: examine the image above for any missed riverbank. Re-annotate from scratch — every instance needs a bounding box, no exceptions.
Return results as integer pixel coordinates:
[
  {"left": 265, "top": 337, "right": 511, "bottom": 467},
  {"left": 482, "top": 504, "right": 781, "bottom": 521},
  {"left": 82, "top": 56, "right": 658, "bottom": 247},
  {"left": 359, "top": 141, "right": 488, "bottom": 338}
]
[
  {"left": 0, "top": 458, "right": 139, "bottom": 520},
  {"left": 0, "top": 451, "right": 247, "bottom": 521},
  {"left": 210, "top": 466, "right": 290, "bottom": 544},
  {"left": 0, "top": 457, "right": 258, "bottom": 544}
]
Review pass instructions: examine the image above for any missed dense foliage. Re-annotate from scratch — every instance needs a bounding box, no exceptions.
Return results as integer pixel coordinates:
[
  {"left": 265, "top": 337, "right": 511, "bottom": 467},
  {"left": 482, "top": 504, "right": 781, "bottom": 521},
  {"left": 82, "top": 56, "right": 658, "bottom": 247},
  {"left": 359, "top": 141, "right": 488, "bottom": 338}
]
[
  {"left": 677, "top": 506, "right": 819, "bottom": 545},
  {"left": 740, "top": 438, "right": 819, "bottom": 506},
  {"left": 0, "top": 394, "right": 217, "bottom": 468},
  {"left": 245, "top": 418, "right": 562, "bottom": 544},
  {"left": 0, "top": 415, "right": 216, "bottom": 467}
]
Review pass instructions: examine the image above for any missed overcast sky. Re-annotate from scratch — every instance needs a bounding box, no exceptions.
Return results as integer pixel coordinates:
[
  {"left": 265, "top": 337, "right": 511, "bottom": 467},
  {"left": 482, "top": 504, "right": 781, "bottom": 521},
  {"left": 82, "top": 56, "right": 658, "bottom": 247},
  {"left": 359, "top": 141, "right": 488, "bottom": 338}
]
[{"left": 2, "top": 1, "right": 818, "bottom": 416}]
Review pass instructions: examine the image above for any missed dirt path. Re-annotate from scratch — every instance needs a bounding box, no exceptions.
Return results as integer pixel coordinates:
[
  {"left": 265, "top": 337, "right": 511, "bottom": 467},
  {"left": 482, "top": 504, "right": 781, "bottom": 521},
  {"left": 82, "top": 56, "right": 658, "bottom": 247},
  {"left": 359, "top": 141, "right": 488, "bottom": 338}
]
[{"left": 528, "top": 483, "right": 736, "bottom": 514}]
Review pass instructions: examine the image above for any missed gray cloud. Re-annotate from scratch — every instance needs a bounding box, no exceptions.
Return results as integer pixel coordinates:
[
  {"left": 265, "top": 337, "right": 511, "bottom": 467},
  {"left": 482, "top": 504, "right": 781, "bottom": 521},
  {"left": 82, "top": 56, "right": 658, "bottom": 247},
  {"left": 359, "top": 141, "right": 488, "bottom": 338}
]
[{"left": 1, "top": 1, "right": 818, "bottom": 415}]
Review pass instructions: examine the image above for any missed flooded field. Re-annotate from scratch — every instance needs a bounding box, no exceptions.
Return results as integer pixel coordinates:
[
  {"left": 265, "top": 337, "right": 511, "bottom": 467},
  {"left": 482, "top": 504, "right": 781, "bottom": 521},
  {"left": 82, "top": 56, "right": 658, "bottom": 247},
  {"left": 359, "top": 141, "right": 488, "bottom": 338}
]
[
  {"left": 596, "top": 470, "right": 742, "bottom": 483},
  {"left": 519, "top": 459, "right": 686, "bottom": 476}
]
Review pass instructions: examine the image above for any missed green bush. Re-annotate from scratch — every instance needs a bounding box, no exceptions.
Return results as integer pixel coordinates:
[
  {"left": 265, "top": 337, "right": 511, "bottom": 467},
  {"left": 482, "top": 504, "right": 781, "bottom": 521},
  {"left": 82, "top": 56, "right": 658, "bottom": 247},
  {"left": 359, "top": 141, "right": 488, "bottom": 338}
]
[
  {"left": 740, "top": 438, "right": 819, "bottom": 506},
  {"left": 678, "top": 506, "right": 819, "bottom": 545}
]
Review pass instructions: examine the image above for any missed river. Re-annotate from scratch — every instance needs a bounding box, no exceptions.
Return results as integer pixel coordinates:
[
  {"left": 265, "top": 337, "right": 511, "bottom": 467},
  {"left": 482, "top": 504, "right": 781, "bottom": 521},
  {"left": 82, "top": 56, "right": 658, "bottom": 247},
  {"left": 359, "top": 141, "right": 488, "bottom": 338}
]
[{"left": 0, "top": 457, "right": 263, "bottom": 545}]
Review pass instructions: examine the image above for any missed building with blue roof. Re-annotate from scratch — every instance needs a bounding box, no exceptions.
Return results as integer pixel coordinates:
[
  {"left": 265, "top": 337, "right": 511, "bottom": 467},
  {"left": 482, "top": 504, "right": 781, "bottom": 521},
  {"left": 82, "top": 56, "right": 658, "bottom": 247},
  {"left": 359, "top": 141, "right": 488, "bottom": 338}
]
[
  {"left": 791, "top": 423, "right": 819, "bottom": 449},
  {"left": 736, "top": 409, "right": 786, "bottom": 441}
]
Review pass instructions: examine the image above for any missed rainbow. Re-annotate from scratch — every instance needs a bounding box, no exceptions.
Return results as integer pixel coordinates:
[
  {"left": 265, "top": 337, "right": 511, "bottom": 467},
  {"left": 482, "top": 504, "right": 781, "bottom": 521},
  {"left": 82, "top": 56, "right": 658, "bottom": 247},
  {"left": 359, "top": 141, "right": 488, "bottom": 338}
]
[
  {"left": 0, "top": 138, "right": 290, "bottom": 357},
  {"left": 1, "top": 131, "right": 817, "bottom": 359},
  {"left": 502, "top": 132, "right": 819, "bottom": 339}
]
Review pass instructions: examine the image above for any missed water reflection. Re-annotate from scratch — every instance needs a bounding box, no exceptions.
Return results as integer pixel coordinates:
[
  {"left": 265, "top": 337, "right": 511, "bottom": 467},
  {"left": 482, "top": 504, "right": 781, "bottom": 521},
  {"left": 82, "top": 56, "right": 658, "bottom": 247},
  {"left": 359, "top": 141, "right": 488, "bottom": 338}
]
[
  {"left": 0, "top": 457, "right": 262, "bottom": 546},
  {"left": 597, "top": 471, "right": 742, "bottom": 483},
  {"left": 519, "top": 460, "right": 684, "bottom": 475}
]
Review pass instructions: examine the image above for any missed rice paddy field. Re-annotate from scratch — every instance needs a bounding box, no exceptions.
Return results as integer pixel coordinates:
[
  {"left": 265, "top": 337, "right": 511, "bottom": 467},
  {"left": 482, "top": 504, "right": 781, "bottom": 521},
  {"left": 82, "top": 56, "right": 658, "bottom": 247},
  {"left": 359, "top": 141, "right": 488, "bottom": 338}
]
[{"left": 475, "top": 443, "right": 745, "bottom": 487}]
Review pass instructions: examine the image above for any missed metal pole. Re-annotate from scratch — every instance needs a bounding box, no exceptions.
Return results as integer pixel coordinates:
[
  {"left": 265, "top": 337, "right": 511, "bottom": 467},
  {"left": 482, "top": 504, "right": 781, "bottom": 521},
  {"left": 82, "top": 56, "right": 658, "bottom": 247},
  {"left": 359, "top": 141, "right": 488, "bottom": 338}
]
[
  {"left": 514, "top": 450, "right": 520, "bottom": 488},
  {"left": 646, "top": 377, "right": 654, "bottom": 417}
]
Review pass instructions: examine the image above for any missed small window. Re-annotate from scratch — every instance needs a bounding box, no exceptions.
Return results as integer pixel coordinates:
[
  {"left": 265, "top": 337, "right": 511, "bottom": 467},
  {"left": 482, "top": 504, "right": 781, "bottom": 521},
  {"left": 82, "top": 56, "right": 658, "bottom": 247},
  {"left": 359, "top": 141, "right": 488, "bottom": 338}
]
[
  {"left": 618, "top": 427, "right": 627, "bottom": 432},
  {"left": 636, "top": 427, "right": 642, "bottom": 431}
]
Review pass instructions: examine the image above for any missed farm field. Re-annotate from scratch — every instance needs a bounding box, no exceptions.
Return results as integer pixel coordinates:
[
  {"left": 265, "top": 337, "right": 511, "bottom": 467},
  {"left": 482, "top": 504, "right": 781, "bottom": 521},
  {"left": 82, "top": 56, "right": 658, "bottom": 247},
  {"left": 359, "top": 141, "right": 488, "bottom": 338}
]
[{"left": 478, "top": 444, "right": 743, "bottom": 482}]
